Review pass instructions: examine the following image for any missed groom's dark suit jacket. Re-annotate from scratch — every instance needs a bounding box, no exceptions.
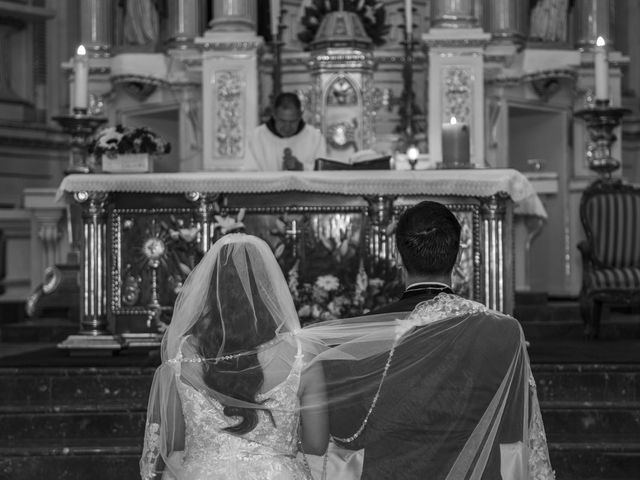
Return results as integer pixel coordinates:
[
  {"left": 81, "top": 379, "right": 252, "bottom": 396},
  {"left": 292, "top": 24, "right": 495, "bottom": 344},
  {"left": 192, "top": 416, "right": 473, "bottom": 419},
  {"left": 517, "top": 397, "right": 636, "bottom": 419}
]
[{"left": 327, "top": 284, "right": 521, "bottom": 480}]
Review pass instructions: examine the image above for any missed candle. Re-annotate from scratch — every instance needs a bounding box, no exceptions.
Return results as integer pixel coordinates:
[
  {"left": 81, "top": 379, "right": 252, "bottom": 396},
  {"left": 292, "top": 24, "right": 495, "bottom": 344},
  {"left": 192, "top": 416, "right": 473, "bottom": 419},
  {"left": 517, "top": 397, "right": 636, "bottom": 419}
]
[
  {"left": 270, "top": 0, "right": 280, "bottom": 38},
  {"left": 594, "top": 36, "right": 609, "bottom": 101},
  {"left": 442, "top": 117, "right": 470, "bottom": 167},
  {"left": 405, "top": 0, "right": 413, "bottom": 35},
  {"left": 73, "top": 45, "right": 88, "bottom": 110}
]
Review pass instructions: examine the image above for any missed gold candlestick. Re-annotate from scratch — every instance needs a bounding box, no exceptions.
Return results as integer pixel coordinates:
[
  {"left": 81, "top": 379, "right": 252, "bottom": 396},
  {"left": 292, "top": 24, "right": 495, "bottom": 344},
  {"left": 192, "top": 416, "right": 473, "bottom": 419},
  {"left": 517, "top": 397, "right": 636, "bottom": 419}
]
[
  {"left": 575, "top": 99, "right": 630, "bottom": 178},
  {"left": 52, "top": 107, "right": 107, "bottom": 174}
]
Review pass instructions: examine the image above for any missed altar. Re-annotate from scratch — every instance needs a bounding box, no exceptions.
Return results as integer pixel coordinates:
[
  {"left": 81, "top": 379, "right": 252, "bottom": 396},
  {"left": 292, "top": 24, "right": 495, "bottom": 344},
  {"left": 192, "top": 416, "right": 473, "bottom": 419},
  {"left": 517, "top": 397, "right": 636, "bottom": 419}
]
[{"left": 57, "top": 168, "right": 545, "bottom": 351}]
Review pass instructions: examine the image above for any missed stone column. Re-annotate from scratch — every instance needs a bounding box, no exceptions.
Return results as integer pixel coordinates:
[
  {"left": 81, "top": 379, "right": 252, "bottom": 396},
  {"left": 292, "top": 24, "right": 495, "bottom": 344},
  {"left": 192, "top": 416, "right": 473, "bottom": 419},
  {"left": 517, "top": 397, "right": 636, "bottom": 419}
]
[
  {"left": 574, "top": 0, "right": 612, "bottom": 50},
  {"left": 166, "top": 0, "right": 203, "bottom": 48},
  {"left": 431, "top": 0, "right": 479, "bottom": 29},
  {"left": 80, "top": 0, "right": 115, "bottom": 56},
  {"left": 209, "top": 0, "right": 257, "bottom": 33},
  {"left": 481, "top": 0, "right": 528, "bottom": 45}
]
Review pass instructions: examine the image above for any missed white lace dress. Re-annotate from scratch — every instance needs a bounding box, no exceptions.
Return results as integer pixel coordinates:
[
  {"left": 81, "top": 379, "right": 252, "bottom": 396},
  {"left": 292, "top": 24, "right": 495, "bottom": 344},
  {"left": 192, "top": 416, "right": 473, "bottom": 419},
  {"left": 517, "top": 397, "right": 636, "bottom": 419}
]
[{"left": 140, "top": 351, "right": 310, "bottom": 480}]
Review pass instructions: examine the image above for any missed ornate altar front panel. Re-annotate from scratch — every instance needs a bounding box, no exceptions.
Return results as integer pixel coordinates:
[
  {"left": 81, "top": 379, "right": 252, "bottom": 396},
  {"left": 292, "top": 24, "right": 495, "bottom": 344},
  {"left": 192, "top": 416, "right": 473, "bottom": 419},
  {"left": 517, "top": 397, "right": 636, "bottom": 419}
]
[{"left": 57, "top": 170, "right": 545, "bottom": 350}]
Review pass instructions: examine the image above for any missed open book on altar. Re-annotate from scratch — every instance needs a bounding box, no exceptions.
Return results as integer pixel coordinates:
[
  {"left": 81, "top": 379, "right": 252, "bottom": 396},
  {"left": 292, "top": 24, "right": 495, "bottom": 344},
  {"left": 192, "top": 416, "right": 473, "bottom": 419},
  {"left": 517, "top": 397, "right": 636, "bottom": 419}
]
[{"left": 314, "top": 150, "right": 391, "bottom": 170}]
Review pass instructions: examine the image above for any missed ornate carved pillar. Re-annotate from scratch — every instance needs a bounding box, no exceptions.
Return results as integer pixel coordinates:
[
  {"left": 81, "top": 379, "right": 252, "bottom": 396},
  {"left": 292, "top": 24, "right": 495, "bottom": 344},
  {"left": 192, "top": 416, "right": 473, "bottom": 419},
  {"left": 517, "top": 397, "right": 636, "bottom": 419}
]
[
  {"left": 186, "top": 192, "right": 219, "bottom": 253},
  {"left": 364, "top": 196, "right": 396, "bottom": 277},
  {"left": 209, "top": 0, "right": 257, "bottom": 32},
  {"left": 80, "top": 0, "right": 115, "bottom": 56},
  {"left": 59, "top": 191, "right": 123, "bottom": 352},
  {"left": 574, "top": 0, "right": 612, "bottom": 50},
  {"left": 166, "top": 0, "right": 203, "bottom": 49},
  {"left": 481, "top": 0, "right": 528, "bottom": 45},
  {"left": 431, "top": 0, "right": 479, "bottom": 29},
  {"left": 196, "top": 1, "right": 262, "bottom": 170},
  {"left": 480, "top": 193, "right": 513, "bottom": 313},
  {"left": 423, "top": 21, "right": 490, "bottom": 167}
]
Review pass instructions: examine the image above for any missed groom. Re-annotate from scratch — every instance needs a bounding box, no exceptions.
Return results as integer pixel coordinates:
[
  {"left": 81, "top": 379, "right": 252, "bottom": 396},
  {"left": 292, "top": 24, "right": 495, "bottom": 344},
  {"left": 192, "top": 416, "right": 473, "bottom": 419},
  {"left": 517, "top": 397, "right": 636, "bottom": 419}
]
[{"left": 328, "top": 201, "right": 524, "bottom": 479}]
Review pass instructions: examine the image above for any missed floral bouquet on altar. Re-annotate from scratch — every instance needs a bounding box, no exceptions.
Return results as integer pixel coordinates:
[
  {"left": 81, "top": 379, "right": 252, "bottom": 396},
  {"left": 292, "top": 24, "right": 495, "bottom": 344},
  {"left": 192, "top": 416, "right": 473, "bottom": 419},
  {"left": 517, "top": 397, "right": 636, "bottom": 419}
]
[
  {"left": 288, "top": 259, "right": 403, "bottom": 324},
  {"left": 88, "top": 124, "right": 171, "bottom": 173}
]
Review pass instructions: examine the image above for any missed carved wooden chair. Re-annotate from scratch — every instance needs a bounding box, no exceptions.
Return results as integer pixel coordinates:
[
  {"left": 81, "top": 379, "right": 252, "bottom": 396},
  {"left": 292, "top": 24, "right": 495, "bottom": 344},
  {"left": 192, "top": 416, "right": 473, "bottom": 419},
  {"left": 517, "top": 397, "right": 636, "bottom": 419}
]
[{"left": 578, "top": 179, "right": 640, "bottom": 338}]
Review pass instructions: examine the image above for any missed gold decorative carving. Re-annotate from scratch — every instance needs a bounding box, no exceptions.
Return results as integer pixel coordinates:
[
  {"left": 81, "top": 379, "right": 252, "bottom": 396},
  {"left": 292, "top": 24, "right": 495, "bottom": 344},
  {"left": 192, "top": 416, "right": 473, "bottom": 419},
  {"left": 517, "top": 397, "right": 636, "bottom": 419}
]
[
  {"left": 442, "top": 65, "right": 473, "bottom": 124},
  {"left": 214, "top": 70, "right": 244, "bottom": 158}
]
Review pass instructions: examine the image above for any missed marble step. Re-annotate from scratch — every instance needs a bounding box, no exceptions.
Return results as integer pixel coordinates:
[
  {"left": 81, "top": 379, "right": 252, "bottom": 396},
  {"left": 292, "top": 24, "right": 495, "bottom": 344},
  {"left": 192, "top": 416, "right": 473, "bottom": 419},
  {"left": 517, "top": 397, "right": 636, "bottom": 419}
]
[
  {"left": 0, "top": 367, "right": 155, "bottom": 411},
  {"left": 0, "top": 438, "right": 140, "bottom": 480},
  {"left": 548, "top": 437, "right": 640, "bottom": 480},
  {"left": 541, "top": 404, "right": 640, "bottom": 437},
  {"left": 1, "top": 439, "right": 638, "bottom": 480},
  {"left": 532, "top": 364, "right": 640, "bottom": 403},
  {"left": 0, "top": 411, "right": 146, "bottom": 442}
]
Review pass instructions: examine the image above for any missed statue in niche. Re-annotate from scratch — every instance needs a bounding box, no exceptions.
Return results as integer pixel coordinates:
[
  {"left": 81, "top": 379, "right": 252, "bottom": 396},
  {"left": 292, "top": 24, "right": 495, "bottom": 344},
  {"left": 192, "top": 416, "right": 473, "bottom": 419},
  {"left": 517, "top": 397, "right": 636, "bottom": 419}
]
[
  {"left": 529, "top": 0, "right": 570, "bottom": 43},
  {"left": 120, "top": 0, "right": 161, "bottom": 47},
  {"left": 328, "top": 77, "right": 357, "bottom": 106}
]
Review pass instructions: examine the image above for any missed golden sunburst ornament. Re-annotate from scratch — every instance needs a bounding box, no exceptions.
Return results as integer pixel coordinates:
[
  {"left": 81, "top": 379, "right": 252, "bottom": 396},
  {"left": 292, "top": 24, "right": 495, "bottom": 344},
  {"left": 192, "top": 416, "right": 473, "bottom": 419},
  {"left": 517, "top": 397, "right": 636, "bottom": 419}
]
[{"left": 142, "top": 236, "right": 166, "bottom": 268}]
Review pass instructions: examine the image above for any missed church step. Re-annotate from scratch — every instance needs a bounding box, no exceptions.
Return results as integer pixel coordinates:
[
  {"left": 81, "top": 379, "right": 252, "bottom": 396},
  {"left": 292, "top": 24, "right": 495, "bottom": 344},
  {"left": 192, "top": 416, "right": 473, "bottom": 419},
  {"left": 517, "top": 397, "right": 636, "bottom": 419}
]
[
  {"left": 541, "top": 405, "right": 640, "bottom": 437},
  {"left": 548, "top": 439, "right": 640, "bottom": 480},
  {"left": 532, "top": 364, "right": 640, "bottom": 403},
  {"left": 0, "top": 438, "right": 140, "bottom": 480},
  {"left": 0, "top": 411, "right": 146, "bottom": 442},
  {"left": 0, "top": 367, "right": 155, "bottom": 411}
]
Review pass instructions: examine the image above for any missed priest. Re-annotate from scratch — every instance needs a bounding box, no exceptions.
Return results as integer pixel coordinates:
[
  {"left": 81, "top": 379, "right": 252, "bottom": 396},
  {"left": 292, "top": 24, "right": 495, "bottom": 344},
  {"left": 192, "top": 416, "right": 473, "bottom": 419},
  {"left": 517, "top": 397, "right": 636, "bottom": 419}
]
[{"left": 245, "top": 92, "right": 327, "bottom": 171}]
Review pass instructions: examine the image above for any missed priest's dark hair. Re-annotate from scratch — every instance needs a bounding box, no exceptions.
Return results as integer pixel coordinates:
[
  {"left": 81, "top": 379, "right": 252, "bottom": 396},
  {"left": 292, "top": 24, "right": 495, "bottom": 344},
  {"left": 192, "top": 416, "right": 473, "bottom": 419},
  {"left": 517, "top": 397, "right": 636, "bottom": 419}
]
[
  {"left": 274, "top": 92, "right": 301, "bottom": 112},
  {"left": 395, "top": 200, "right": 461, "bottom": 276}
]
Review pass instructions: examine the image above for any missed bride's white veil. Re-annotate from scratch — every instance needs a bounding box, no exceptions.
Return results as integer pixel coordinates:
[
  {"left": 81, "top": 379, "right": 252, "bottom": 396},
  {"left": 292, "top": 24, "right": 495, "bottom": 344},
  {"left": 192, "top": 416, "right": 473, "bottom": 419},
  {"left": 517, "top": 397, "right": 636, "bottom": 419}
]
[{"left": 142, "top": 233, "right": 552, "bottom": 479}]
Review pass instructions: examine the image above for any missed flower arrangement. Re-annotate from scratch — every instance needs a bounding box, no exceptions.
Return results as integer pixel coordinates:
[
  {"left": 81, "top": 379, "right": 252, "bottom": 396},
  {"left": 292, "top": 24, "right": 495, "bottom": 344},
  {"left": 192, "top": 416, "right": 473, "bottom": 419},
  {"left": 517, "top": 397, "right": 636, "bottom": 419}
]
[
  {"left": 89, "top": 124, "right": 171, "bottom": 158},
  {"left": 289, "top": 259, "right": 403, "bottom": 324}
]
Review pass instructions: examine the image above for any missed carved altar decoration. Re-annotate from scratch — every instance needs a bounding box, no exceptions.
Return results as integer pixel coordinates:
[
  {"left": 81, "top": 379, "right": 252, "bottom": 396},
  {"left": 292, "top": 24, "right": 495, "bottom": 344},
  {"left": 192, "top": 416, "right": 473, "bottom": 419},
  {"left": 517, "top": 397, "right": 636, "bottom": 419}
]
[
  {"left": 56, "top": 169, "right": 546, "bottom": 352},
  {"left": 305, "top": 8, "right": 383, "bottom": 161},
  {"left": 196, "top": 6, "right": 263, "bottom": 171},
  {"left": 423, "top": 27, "right": 490, "bottom": 167}
]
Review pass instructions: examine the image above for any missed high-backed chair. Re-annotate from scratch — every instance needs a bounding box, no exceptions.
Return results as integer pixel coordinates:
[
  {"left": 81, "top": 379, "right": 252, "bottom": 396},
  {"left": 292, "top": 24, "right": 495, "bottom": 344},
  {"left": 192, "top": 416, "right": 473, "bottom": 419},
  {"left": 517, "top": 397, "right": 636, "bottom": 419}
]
[{"left": 578, "top": 179, "right": 640, "bottom": 338}]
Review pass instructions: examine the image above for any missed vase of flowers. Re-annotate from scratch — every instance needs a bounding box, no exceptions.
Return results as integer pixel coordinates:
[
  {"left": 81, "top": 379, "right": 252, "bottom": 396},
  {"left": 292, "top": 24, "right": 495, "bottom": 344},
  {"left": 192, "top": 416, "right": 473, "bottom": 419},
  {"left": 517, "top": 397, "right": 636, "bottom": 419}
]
[{"left": 88, "top": 124, "right": 171, "bottom": 173}]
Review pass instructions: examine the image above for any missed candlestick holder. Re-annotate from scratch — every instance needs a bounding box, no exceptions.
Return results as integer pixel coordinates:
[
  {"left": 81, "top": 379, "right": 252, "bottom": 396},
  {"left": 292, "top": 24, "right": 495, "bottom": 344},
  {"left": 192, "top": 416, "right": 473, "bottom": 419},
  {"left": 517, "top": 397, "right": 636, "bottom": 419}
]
[
  {"left": 394, "top": 21, "right": 423, "bottom": 168},
  {"left": 574, "top": 99, "right": 630, "bottom": 178},
  {"left": 52, "top": 107, "right": 108, "bottom": 174},
  {"left": 270, "top": 11, "right": 287, "bottom": 104}
]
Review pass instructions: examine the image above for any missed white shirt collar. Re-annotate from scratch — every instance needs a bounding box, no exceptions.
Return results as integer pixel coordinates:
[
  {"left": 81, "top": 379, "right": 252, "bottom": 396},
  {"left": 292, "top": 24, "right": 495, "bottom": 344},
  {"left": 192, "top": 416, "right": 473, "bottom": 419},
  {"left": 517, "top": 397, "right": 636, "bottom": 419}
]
[{"left": 406, "top": 281, "right": 452, "bottom": 290}]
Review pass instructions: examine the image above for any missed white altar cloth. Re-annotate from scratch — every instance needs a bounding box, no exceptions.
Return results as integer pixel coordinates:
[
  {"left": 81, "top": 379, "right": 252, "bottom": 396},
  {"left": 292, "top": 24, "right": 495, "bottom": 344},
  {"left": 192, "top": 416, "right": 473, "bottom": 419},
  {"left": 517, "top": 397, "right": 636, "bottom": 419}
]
[{"left": 58, "top": 169, "right": 546, "bottom": 218}]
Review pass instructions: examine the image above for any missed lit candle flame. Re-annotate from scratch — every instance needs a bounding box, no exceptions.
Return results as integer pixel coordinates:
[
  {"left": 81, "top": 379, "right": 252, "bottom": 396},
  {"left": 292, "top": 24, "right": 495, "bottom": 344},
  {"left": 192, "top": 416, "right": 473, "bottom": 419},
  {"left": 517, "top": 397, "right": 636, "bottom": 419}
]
[
  {"left": 407, "top": 145, "right": 419, "bottom": 161},
  {"left": 596, "top": 36, "right": 605, "bottom": 47},
  {"left": 76, "top": 45, "right": 86, "bottom": 56}
]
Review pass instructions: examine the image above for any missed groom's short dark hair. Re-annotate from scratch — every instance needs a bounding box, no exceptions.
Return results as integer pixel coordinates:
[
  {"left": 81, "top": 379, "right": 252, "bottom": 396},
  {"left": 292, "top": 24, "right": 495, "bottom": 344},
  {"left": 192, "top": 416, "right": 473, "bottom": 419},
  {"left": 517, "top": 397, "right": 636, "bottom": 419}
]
[{"left": 395, "top": 201, "right": 461, "bottom": 276}]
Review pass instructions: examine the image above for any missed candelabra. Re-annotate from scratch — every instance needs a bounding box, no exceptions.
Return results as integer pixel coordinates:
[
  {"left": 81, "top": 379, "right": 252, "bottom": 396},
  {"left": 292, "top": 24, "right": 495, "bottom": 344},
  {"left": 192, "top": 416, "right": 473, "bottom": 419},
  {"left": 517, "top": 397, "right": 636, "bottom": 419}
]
[
  {"left": 271, "top": 11, "right": 286, "bottom": 104},
  {"left": 397, "top": 20, "right": 421, "bottom": 170},
  {"left": 52, "top": 107, "right": 108, "bottom": 174},
  {"left": 574, "top": 99, "right": 630, "bottom": 178}
]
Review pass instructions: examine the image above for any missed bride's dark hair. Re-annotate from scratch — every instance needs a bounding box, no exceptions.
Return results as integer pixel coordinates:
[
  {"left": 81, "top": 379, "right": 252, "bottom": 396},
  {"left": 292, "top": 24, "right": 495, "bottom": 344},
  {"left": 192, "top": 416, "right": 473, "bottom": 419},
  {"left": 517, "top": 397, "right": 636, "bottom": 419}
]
[{"left": 193, "top": 245, "right": 276, "bottom": 434}]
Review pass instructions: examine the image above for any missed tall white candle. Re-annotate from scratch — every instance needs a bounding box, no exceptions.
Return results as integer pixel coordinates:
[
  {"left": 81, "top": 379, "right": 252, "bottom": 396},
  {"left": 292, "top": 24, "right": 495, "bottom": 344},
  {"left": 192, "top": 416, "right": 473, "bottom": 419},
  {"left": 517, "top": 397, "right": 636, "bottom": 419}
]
[
  {"left": 73, "top": 45, "right": 88, "bottom": 110},
  {"left": 405, "top": 0, "right": 412, "bottom": 35},
  {"left": 442, "top": 117, "right": 470, "bottom": 167},
  {"left": 594, "top": 36, "right": 609, "bottom": 101},
  {"left": 270, "top": 0, "right": 280, "bottom": 38}
]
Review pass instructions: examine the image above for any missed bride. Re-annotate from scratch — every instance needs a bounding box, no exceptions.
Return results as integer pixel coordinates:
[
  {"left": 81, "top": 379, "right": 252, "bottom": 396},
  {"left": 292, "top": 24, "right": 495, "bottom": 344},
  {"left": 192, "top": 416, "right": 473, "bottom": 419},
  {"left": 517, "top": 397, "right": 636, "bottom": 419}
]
[{"left": 140, "top": 233, "right": 554, "bottom": 480}]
